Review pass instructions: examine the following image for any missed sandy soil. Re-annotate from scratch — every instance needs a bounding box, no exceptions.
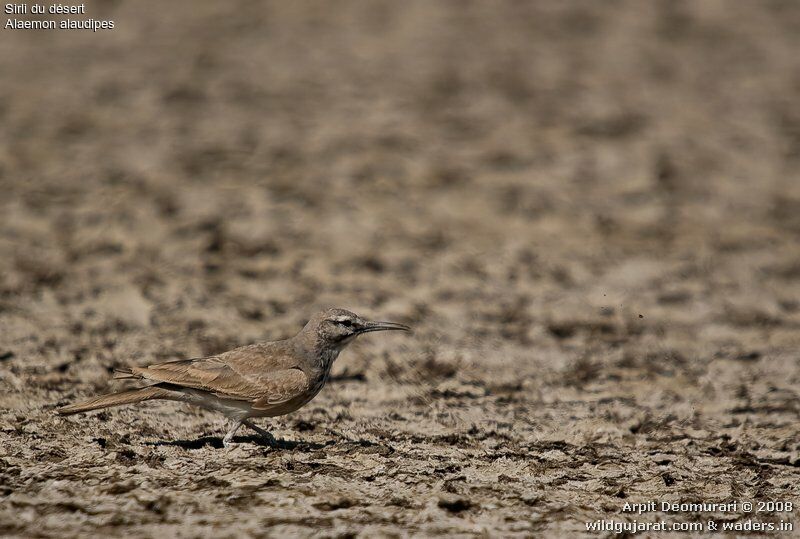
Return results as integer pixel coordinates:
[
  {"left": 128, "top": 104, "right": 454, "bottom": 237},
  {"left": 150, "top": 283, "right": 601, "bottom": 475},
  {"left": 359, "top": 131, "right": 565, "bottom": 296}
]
[{"left": 2, "top": 1, "right": 800, "bottom": 536}]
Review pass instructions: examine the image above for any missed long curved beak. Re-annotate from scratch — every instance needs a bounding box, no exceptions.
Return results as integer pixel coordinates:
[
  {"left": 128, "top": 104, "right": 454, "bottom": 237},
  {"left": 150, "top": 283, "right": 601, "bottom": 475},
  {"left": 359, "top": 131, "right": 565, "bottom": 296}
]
[{"left": 359, "top": 320, "right": 412, "bottom": 334}]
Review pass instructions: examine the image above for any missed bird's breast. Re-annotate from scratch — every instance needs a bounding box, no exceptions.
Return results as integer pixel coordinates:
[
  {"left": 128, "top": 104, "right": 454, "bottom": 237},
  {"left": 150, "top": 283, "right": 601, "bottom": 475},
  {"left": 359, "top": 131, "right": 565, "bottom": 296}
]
[{"left": 301, "top": 348, "right": 338, "bottom": 400}]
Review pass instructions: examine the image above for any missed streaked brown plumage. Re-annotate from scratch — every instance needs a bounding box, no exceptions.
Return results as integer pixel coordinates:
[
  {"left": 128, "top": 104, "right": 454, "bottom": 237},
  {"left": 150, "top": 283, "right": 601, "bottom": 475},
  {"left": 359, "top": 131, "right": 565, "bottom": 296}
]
[{"left": 57, "top": 308, "right": 410, "bottom": 446}]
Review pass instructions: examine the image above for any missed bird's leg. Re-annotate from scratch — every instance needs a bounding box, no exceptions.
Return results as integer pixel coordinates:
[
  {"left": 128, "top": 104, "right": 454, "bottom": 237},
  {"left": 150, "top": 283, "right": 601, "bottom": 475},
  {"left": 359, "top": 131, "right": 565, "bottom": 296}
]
[
  {"left": 223, "top": 419, "right": 243, "bottom": 448},
  {"left": 242, "top": 419, "right": 277, "bottom": 445}
]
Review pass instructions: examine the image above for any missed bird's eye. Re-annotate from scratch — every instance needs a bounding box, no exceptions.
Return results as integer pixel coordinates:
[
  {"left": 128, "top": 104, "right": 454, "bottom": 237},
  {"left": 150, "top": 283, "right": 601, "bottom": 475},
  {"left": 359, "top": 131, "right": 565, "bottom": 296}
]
[{"left": 337, "top": 319, "right": 353, "bottom": 327}]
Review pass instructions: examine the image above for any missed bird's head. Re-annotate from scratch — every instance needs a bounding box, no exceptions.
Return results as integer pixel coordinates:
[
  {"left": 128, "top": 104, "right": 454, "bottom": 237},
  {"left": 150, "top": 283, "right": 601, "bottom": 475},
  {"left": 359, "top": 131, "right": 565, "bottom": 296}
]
[{"left": 308, "top": 308, "right": 411, "bottom": 349}]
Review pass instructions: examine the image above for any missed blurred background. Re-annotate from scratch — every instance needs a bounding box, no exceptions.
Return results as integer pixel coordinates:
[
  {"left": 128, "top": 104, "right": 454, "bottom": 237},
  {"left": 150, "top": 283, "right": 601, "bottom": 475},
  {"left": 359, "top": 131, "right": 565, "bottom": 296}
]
[{"left": 1, "top": 1, "right": 800, "bottom": 536}]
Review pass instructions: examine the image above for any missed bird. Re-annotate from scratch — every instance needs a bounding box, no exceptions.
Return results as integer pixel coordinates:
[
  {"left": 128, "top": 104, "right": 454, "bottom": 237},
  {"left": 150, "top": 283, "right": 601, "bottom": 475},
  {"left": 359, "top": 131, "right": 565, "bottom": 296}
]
[{"left": 57, "top": 308, "right": 411, "bottom": 447}]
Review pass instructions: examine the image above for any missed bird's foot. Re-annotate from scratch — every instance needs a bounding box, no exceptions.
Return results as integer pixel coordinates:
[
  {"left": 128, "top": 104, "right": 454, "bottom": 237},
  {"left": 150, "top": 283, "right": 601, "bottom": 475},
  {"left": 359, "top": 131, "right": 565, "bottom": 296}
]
[
  {"left": 243, "top": 419, "right": 279, "bottom": 447},
  {"left": 222, "top": 419, "right": 243, "bottom": 448}
]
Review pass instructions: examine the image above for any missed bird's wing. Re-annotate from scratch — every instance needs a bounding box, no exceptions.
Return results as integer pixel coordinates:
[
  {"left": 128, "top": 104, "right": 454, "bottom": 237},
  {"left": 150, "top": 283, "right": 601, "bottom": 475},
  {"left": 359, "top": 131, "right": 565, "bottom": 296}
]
[
  {"left": 128, "top": 345, "right": 308, "bottom": 402},
  {"left": 251, "top": 368, "right": 311, "bottom": 409}
]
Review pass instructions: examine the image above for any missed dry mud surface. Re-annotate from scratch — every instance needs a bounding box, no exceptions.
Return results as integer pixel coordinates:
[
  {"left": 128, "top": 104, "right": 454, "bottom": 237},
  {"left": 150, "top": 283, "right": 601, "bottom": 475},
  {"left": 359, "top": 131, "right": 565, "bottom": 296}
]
[{"left": 2, "top": 1, "right": 800, "bottom": 537}]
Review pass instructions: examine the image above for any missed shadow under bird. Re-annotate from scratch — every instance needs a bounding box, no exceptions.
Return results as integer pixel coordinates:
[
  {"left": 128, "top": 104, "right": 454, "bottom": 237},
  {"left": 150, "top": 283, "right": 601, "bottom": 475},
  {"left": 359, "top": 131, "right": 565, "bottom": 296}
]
[{"left": 57, "top": 308, "right": 411, "bottom": 447}]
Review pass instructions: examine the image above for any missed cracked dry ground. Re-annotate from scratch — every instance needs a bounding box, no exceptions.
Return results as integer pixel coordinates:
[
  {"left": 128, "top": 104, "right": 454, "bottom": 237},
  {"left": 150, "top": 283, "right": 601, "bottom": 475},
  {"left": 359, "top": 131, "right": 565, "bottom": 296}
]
[{"left": 2, "top": 0, "right": 800, "bottom": 537}]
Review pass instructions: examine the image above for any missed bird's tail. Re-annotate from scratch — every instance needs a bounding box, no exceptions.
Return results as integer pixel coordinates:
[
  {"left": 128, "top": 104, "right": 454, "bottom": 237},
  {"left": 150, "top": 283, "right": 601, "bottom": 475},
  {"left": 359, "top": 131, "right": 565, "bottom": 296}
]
[
  {"left": 112, "top": 367, "right": 139, "bottom": 380},
  {"left": 56, "top": 386, "right": 174, "bottom": 415}
]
